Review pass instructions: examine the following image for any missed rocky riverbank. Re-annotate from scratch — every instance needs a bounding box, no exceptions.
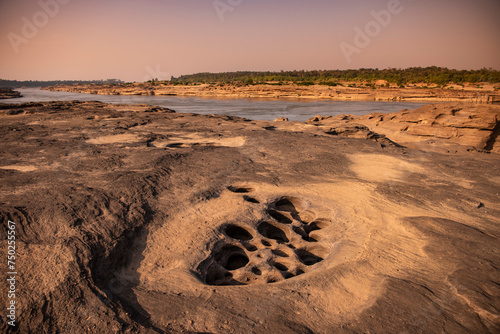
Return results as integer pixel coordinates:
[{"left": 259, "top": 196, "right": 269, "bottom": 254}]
[
  {"left": 0, "top": 87, "right": 21, "bottom": 99},
  {"left": 306, "top": 103, "right": 500, "bottom": 154},
  {"left": 0, "top": 101, "right": 499, "bottom": 333},
  {"left": 44, "top": 82, "right": 500, "bottom": 103}
]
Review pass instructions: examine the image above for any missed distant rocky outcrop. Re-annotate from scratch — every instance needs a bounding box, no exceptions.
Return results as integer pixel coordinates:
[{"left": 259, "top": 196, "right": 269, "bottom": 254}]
[
  {"left": 0, "top": 87, "right": 21, "bottom": 99},
  {"left": 307, "top": 104, "right": 500, "bottom": 153},
  {"left": 43, "top": 83, "right": 499, "bottom": 103}
]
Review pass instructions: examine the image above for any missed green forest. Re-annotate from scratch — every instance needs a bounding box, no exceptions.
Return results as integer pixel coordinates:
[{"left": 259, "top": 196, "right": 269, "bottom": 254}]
[{"left": 170, "top": 67, "right": 500, "bottom": 86}]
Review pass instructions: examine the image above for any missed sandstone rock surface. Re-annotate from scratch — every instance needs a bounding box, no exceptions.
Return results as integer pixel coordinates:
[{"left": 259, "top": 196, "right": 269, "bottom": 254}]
[
  {"left": 43, "top": 82, "right": 499, "bottom": 103},
  {"left": 0, "top": 101, "right": 499, "bottom": 333},
  {"left": 307, "top": 103, "right": 500, "bottom": 153},
  {"left": 0, "top": 87, "right": 21, "bottom": 99}
]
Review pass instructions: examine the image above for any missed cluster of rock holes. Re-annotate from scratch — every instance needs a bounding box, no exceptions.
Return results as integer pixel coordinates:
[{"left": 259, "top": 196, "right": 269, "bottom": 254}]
[{"left": 200, "top": 187, "right": 331, "bottom": 286}]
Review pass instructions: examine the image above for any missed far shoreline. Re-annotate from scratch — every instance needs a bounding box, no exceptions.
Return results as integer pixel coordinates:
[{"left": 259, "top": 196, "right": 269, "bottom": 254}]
[{"left": 43, "top": 81, "right": 500, "bottom": 104}]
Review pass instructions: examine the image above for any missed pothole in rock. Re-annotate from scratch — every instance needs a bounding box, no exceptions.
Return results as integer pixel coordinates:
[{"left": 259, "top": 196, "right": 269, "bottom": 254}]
[
  {"left": 273, "top": 197, "right": 304, "bottom": 213},
  {"left": 215, "top": 245, "right": 250, "bottom": 271},
  {"left": 227, "top": 186, "right": 254, "bottom": 193},
  {"left": 295, "top": 248, "right": 326, "bottom": 266},
  {"left": 257, "top": 221, "right": 289, "bottom": 243},
  {"left": 223, "top": 224, "right": 253, "bottom": 241},
  {"left": 198, "top": 192, "right": 334, "bottom": 286},
  {"left": 268, "top": 210, "right": 292, "bottom": 224},
  {"left": 243, "top": 196, "right": 260, "bottom": 204}
]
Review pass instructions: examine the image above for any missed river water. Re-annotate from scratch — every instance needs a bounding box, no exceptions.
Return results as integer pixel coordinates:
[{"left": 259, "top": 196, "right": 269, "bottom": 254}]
[{"left": 1, "top": 88, "right": 426, "bottom": 122}]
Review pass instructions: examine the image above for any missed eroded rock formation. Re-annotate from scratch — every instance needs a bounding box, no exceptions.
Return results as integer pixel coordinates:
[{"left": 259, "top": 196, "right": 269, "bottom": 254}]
[
  {"left": 307, "top": 103, "right": 500, "bottom": 153},
  {"left": 0, "top": 101, "right": 498, "bottom": 333},
  {"left": 0, "top": 87, "right": 21, "bottom": 99}
]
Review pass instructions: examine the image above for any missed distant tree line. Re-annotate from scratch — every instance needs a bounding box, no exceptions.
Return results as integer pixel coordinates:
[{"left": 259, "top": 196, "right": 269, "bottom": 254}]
[
  {"left": 0, "top": 79, "right": 123, "bottom": 88},
  {"left": 170, "top": 67, "right": 500, "bottom": 86}
]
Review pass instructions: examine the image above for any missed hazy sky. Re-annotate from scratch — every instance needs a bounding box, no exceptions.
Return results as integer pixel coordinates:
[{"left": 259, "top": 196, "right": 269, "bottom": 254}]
[{"left": 1, "top": 0, "right": 499, "bottom": 81}]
